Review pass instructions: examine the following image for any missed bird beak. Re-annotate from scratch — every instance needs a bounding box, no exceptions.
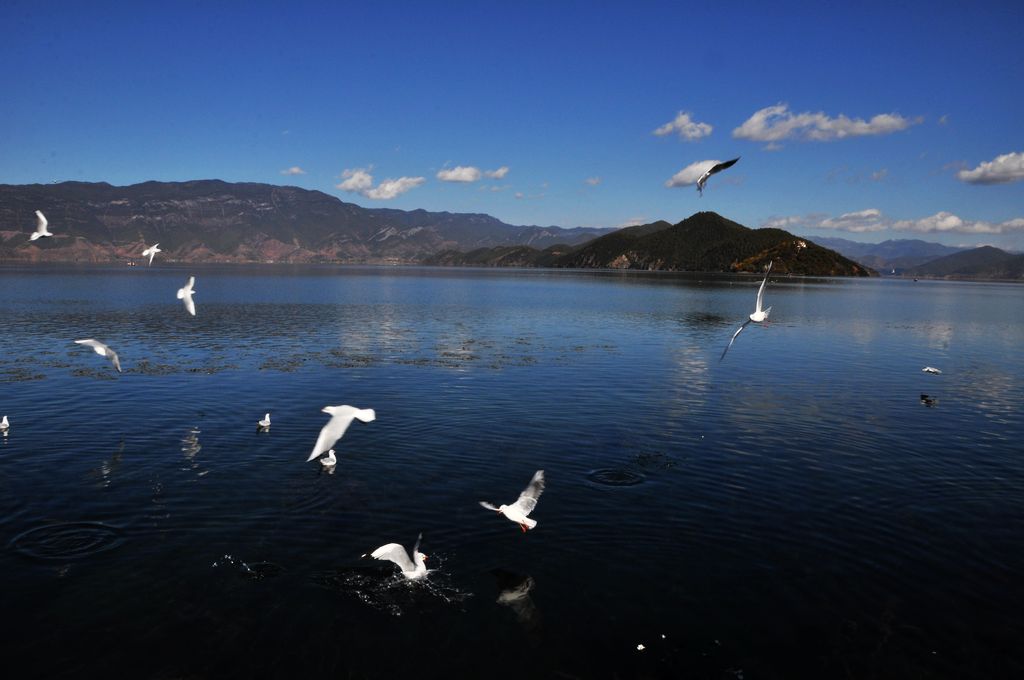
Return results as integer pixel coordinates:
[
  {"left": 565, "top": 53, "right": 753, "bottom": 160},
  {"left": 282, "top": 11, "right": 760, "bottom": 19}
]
[
  {"left": 421, "top": 554, "right": 428, "bottom": 561},
  {"left": 321, "top": 407, "right": 331, "bottom": 414}
]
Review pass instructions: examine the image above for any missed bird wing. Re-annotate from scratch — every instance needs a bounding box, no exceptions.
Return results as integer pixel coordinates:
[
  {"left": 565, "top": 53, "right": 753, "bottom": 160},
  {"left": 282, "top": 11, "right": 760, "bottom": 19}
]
[
  {"left": 720, "top": 320, "right": 750, "bottom": 361},
  {"left": 109, "top": 350, "right": 121, "bottom": 373},
  {"left": 75, "top": 338, "right": 107, "bottom": 355},
  {"left": 35, "top": 210, "right": 48, "bottom": 231},
  {"left": 479, "top": 501, "right": 500, "bottom": 511},
  {"left": 755, "top": 260, "right": 773, "bottom": 314},
  {"left": 370, "top": 543, "right": 415, "bottom": 572},
  {"left": 412, "top": 532, "right": 423, "bottom": 556},
  {"left": 182, "top": 294, "right": 196, "bottom": 316},
  {"left": 513, "top": 470, "right": 545, "bottom": 516},
  {"left": 307, "top": 411, "right": 357, "bottom": 461},
  {"left": 709, "top": 157, "right": 740, "bottom": 176},
  {"left": 177, "top": 276, "right": 194, "bottom": 298}
]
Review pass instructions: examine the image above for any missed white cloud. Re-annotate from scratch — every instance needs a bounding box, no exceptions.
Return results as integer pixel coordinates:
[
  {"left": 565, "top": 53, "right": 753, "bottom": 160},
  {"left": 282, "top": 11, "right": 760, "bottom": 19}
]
[
  {"left": 664, "top": 160, "right": 719, "bottom": 188},
  {"left": 514, "top": 192, "right": 525, "bottom": 200},
  {"left": 336, "top": 168, "right": 424, "bottom": 200},
  {"left": 653, "top": 111, "right": 713, "bottom": 140},
  {"left": 617, "top": 216, "right": 647, "bottom": 228},
  {"left": 765, "top": 209, "right": 1024, "bottom": 235},
  {"left": 337, "top": 168, "right": 373, "bottom": 193},
  {"left": 956, "top": 152, "right": 1024, "bottom": 185},
  {"left": 280, "top": 166, "right": 306, "bottom": 176},
  {"left": 871, "top": 168, "right": 888, "bottom": 182},
  {"left": 437, "top": 166, "right": 482, "bottom": 182},
  {"left": 364, "top": 176, "right": 426, "bottom": 200},
  {"left": 485, "top": 166, "right": 509, "bottom": 179},
  {"left": 585, "top": 177, "right": 602, "bottom": 186},
  {"left": 733, "top": 103, "right": 921, "bottom": 143}
]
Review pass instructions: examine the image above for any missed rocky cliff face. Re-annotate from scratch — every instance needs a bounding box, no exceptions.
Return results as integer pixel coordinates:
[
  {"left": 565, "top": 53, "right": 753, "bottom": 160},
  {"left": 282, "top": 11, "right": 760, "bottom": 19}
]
[{"left": 0, "top": 180, "right": 611, "bottom": 264}]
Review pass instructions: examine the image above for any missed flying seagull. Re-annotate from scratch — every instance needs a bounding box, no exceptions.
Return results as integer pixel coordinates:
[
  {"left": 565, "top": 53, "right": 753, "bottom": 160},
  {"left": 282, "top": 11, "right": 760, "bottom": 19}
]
[
  {"left": 307, "top": 405, "right": 376, "bottom": 463},
  {"left": 696, "top": 157, "right": 740, "bottom": 196},
  {"left": 257, "top": 413, "right": 271, "bottom": 430},
  {"left": 141, "top": 243, "right": 161, "bottom": 266},
  {"left": 74, "top": 338, "right": 122, "bottom": 373},
  {"left": 363, "top": 533, "right": 429, "bottom": 580},
  {"left": 30, "top": 210, "right": 53, "bottom": 240},
  {"left": 177, "top": 276, "right": 196, "bottom": 316},
  {"left": 480, "top": 469, "right": 546, "bottom": 532},
  {"left": 721, "top": 260, "right": 773, "bottom": 361}
]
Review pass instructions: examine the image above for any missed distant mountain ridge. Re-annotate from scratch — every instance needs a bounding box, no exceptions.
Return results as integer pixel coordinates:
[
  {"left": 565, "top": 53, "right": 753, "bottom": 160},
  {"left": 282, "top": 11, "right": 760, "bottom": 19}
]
[
  {"left": 905, "top": 246, "right": 1024, "bottom": 279},
  {"left": 430, "top": 212, "right": 874, "bottom": 276},
  {"left": 810, "top": 236, "right": 968, "bottom": 271},
  {"left": 0, "top": 180, "right": 613, "bottom": 263}
]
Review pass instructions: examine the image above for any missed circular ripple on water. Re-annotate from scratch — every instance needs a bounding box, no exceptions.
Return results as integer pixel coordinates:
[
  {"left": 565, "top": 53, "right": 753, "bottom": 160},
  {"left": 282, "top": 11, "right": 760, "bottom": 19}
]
[
  {"left": 11, "top": 521, "right": 125, "bottom": 560},
  {"left": 586, "top": 468, "right": 646, "bottom": 488}
]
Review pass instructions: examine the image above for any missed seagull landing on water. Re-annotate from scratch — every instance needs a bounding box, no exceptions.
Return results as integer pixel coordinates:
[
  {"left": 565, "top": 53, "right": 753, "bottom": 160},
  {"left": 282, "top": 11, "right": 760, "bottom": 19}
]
[
  {"left": 696, "top": 157, "right": 740, "bottom": 196},
  {"left": 30, "top": 210, "right": 53, "bottom": 240},
  {"left": 141, "top": 243, "right": 161, "bottom": 266},
  {"left": 363, "top": 533, "right": 428, "bottom": 580},
  {"left": 307, "top": 405, "right": 376, "bottom": 464},
  {"left": 480, "top": 470, "right": 546, "bottom": 532},
  {"left": 721, "top": 260, "right": 773, "bottom": 361},
  {"left": 74, "top": 339, "right": 122, "bottom": 373},
  {"left": 177, "top": 276, "right": 196, "bottom": 316}
]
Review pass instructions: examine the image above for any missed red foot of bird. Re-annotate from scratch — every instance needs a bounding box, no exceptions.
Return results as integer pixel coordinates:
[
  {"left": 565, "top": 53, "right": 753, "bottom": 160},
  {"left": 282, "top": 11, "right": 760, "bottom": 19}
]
[{"left": 520, "top": 524, "right": 528, "bottom": 532}]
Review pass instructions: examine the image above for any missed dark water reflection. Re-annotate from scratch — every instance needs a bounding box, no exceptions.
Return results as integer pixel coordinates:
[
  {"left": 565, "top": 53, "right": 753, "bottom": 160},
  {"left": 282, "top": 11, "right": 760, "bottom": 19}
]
[{"left": 0, "top": 264, "right": 1022, "bottom": 678}]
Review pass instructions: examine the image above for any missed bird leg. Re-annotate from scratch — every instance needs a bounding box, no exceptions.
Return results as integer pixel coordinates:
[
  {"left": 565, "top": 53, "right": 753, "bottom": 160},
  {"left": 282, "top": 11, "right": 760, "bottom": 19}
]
[{"left": 520, "top": 523, "right": 529, "bottom": 532}]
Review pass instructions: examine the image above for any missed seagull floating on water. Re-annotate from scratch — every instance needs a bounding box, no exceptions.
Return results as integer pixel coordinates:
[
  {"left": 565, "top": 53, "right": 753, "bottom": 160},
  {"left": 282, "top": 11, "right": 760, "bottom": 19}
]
[
  {"left": 141, "top": 243, "right": 161, "bottom": 266},
  {"left": 480, "top": 469, "right": 546, "bottom": 532},
  {"left": 74, "top": 338, "right": 122, "bottom": 373},
  {"left": 721, "top": 260, "right": 773, "bottom": 361},
  {"left": 30, "top": 210, "right": 53, "bottom": 240},
  {"left": 696, "top": 157, "right": 740, "bottom": 196},
  {"left": 922, "top": 366, "right": 942, "bottom": 374},
  {"left": 177, "top": 276, "right": 196, "bottom": 316},
  {"left": 320, "top": 449, "right": 337, "bottom": 469},
  {"left": 363, "top": 533, "right": 428, "bottom": 580},
  {"left": 0, "top": 416, "right": 9, "bottom": 432},
  {"left": 257, "top": 413, "right": 271, "bottom": 430},
  {"left": 307, "top": 405, "right": 376, "bottom": 463}
]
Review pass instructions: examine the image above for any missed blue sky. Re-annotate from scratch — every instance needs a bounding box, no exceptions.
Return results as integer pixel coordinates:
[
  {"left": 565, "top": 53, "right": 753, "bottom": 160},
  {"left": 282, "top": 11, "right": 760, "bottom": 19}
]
[{"left": 2, "top": 1, "right": 1022, "bottom": 248}]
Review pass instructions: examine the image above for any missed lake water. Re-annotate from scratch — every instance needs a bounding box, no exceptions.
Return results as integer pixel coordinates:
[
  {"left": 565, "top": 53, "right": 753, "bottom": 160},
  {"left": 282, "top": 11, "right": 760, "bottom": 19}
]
[{"left": 1, "top": 264, "right": 1022, "bottom": 679}]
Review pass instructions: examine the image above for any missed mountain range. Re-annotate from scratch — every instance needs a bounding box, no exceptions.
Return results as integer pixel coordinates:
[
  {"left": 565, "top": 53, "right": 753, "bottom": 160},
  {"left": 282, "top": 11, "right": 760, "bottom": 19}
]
[
  {"left": 0, "top": 180, "right": 612, "bottom": 264},
  {"left": 809, "top": 236, "right": 968, "bottom": 271}
]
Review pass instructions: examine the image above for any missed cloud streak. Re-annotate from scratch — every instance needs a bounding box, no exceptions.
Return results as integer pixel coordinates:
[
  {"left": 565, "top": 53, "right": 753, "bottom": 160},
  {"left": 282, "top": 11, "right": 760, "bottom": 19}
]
[
  {"left": 764, "top": 209, "right": 1024, "bottom": 235},
  {"left": 437, "top": 165, "right": 509, "bottom": 182},
  {"left": 336, "top": 168, "right": 424, "bottom": 200},
  {"left": 653, "top": 111, "right": 712, "bottom": 140},
  {"left": 733, "top": 103, "right": 921, "bottom": 143},
  {"left": 280, "top": 166, "right": 306, "bottom": 176},
  {"left": 957, "top": 152, "right": 1024, "bottom": 185}
]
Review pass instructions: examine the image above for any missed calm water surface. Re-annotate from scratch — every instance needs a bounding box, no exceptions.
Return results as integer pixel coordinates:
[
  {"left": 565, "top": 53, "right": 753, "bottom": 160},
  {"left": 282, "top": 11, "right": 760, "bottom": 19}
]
[{"left": 1, "top": 264, "right": 1022, "bottom": 679}]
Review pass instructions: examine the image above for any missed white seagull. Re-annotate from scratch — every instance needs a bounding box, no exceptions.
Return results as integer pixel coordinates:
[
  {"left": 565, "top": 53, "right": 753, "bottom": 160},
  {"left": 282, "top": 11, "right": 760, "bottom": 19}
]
[
  {"left": 177, "top": 276, "right": 196, "bottom": 316},
  {"left": 721, "top": 260, "right": 773, "bottom": 361},
  {"left": 922, "top": 367, "right": 942, "bottom": 374},
  {"left": 257, "top": 413, "right": 271, "bottom": 430},
  {"left": 74, "top": 338, "right": 122, "bottom": 373},
  {"left": 307, "top": 405, "right": 376, "bottom": 463},
  {"left": 141, "top": 243, "right": 161, "bottom": 266},
  {"left": 696, "top": 157, "right": 740, "bottom": 196},
  {"left": 30, "top": 210, "right": 53, "bottom": 240},
  {"left": 320, "top": 449, "right": 337, "bottom": 469},
  {"left": 0, "top": 415, "right": 9, "bottom": 432},
  {"left": 480, "top": 470, "right": 546, "bottom": 532},
  {"left": 363, "top": 533, "right": 429, "bottom": 580}
]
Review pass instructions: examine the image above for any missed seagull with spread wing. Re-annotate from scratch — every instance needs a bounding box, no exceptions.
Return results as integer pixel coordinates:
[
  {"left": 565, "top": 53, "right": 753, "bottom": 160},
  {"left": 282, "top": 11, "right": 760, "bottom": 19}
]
[
  {"left": 141, "top": 243, "right": 161, "bottom": 266},
  {"left": 696, "top": 157, "right": 740, "bottom": 196},
  {"left": 74, "top": 338, "right": 122, "bottom": 373},
  {"left": 721, "top": 260, "right": 773, "bottom": 361},
  {"left": 307, "top": 405, "right": 376, "bottom": 464},
  {"left": 480, "top": 470, "right": 546, "bottom": 532},
  {"left": 177, "top": 276, "right": 196, "bottom": 316},
  {"left": 363, "top": 533, "right": 429, "bottom": 580},
  {"left": 30, "top": 210, "right": 53, "bottom": 240}
]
